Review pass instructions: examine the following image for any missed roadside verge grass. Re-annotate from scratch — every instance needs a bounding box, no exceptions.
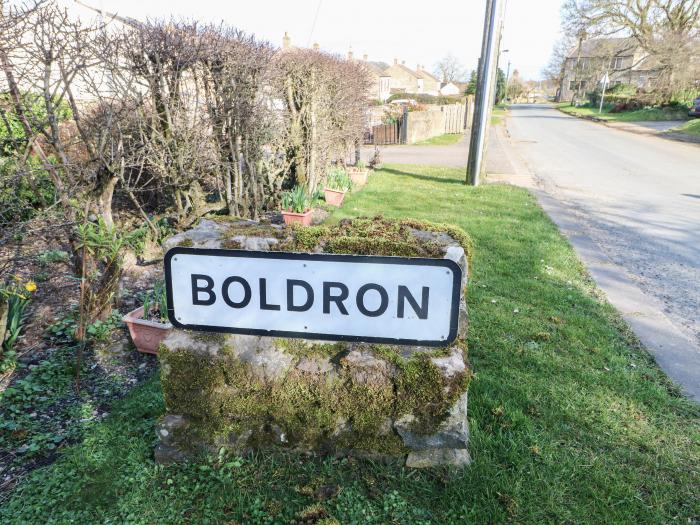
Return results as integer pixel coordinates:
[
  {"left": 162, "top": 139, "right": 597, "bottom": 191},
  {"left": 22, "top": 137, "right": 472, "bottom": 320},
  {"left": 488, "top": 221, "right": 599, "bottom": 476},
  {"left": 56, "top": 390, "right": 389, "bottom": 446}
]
[
  {"left": 673, "top": 118, "right": 700, "bottom": 137},
  {"left": 1, "top": 165, "right": 698, "bottom": 524},
  {"left": 557, "top": 102, "right": 689, "bottom": 122},
  {"left": 414, "top": 133, "right": 463, "bottom": 146}
]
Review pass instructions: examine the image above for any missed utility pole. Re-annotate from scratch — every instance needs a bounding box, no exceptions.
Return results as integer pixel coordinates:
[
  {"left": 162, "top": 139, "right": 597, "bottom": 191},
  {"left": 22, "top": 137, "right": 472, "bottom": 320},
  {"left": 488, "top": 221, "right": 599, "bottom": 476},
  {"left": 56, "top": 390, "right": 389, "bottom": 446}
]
[
  {"left": 466, "top": 0, "right": 504, "bottom": 186},
  {"left": 598, "top": 71, "right": 609, "bottom": 113},
  {"left": 504, "top": 59, "right": 511, "bottom": 101}
]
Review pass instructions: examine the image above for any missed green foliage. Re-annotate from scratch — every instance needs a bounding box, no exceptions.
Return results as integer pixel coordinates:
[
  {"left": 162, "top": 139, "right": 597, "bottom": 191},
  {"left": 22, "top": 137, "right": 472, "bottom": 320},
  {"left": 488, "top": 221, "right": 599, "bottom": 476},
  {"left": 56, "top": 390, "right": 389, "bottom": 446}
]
[
  {"left": 36, "top": 250, "right": 70, "bottom": 266},
  {"left": 141, "top": 281, "right": 168, "bottom": 322},
  {"left": 466, "top": 70, "right": 477, "bottom": 95},
  {"left": 281, "top": 185, "right": 310, "bottom": 213},
  {"left": 0, "top": 157, "right": 56, "bottom": 224},
  {"left": 558, "top": 103, "right": 689, "bottom": 122},
  {"left": 1, "top": 280, "right": 36, "bottom": 372},
  {"left": 325, "top": 168, "right": 352, "bottom": 192},
  {"left": 0, "top": 92, "right": 72, "bottom": 156},
  {"left": 495, "top": 68, "right": 506, "bottom": 104},
  {"left": 47, "top": 309, "right": 122, "bottom": 345},
  {"left": 75, "top": 218, "right": 141, "bottom": 264}
]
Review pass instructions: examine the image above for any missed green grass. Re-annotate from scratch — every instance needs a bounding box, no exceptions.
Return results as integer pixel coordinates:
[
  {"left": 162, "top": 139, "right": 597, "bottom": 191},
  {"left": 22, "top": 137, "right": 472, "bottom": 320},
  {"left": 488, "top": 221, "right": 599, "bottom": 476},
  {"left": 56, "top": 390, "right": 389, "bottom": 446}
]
[
  {"left": 414, "top": 133, "right": 463, "bottom": 146},
  {"left": 673, "top": 118, "right": 700, "bottom": 137},
  {"left": 2, "top": 165, "right": 699, "bottom": 524},
  {"left": 557, "top": 102, "right": 688, "bottom": 122},
  {"left": 491, "top": 105, "right": 507, "bottom": 125}
]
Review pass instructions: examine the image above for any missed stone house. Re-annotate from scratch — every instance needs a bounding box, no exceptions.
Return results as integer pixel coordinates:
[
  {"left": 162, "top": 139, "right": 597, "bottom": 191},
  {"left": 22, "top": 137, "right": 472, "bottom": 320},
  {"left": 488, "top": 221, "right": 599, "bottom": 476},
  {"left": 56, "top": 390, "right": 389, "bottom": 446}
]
[
  {"left": 415, "top": 65, "right": 441, "bottom": 96},
  {"left": 559, "top": 37, "right": 661, "bottom": 101},
  {"left": 384, "top": 59, "right": 423, "bottom": 95},
  {"left": 357, "top": 55, "right": 392, "bottom": 102}
]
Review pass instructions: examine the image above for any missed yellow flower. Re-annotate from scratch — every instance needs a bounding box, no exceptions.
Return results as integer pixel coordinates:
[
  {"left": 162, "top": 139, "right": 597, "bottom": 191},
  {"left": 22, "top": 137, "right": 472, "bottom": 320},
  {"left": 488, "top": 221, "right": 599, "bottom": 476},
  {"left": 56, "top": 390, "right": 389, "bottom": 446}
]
[{"left": 25, "top": 281, "right": 37, "bottom": 293}]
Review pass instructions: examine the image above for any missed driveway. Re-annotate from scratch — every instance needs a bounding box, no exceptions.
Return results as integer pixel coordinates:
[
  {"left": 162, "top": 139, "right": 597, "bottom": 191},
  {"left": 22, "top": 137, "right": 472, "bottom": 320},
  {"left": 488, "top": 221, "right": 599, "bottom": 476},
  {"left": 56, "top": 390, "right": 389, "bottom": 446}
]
[{"left": 504, "top": 104, "right": 700, "bottom": 399}]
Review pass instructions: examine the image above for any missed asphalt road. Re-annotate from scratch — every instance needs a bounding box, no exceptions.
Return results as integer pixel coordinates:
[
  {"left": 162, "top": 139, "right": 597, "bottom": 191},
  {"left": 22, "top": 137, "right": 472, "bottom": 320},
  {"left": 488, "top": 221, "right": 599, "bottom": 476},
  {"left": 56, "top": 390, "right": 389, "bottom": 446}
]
[{"left": 507, "top": 104, "right": 700, "bottom": 354}]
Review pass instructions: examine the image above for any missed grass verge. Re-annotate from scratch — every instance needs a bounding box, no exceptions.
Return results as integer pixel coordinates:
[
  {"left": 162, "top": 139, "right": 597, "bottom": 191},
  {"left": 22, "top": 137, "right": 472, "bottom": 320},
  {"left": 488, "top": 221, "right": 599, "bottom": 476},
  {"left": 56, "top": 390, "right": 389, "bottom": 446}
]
[
  {"left": 414, "top": 133, "right": 463, "bottom": 146},
  {"left": 1, "top": 165, "right": 698, "bottom": 524},
  {"left": 491, "top": 105, "right": 507, "bottom": 125},
  {"left": 673, "top": 118, "right": 700, "bottom": 137},
  {"left": 557, "top": 102, "right": 689, "bottom": 122}
]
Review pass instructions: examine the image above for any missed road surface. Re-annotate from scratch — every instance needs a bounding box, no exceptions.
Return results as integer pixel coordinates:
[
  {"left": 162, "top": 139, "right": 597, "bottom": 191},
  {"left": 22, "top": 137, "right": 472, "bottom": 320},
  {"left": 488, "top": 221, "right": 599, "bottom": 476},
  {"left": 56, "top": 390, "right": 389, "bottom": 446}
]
[{"left": 505, "top": 104, "right": 700, "bottom": 398}]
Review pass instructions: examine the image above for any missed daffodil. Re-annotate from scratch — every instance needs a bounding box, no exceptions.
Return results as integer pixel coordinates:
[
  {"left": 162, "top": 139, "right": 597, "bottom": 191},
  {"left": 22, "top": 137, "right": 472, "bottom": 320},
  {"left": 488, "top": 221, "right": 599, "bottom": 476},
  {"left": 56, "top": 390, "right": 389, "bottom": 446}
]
[{"left": 25, "top": 281, "right": 37, "bottom": 293}]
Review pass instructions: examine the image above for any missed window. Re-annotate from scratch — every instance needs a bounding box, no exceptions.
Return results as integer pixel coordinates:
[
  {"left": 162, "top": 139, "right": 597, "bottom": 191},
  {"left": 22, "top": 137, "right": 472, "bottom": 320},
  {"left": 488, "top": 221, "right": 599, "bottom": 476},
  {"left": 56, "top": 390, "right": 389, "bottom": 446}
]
[{"left": 610, "top": 56, "right": 625, "bottom": 70}]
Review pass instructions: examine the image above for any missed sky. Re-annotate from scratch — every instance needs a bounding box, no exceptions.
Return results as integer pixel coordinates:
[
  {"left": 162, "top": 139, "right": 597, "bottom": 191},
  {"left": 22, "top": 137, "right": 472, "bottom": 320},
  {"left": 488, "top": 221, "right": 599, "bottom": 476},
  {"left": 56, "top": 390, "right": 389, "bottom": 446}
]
[{"left": 62, "top": 0, "right": 565, "bottom": 80}]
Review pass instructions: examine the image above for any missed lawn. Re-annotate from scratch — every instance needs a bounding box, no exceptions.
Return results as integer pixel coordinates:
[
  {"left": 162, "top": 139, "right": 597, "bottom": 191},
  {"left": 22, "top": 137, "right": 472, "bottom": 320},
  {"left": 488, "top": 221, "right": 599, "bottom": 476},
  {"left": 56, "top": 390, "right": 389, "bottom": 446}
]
[
  {"left": 1, "top": 165, "right": 699, "bottom": 524},
  {"left": 557, "top": 102, "right": 689, "bottom": 122},
  {"left": 414, "top": 133, "right": 463, "bottom": 146},
  {"left": 673, "top": 118, "right": 700, "bottom": 137}
]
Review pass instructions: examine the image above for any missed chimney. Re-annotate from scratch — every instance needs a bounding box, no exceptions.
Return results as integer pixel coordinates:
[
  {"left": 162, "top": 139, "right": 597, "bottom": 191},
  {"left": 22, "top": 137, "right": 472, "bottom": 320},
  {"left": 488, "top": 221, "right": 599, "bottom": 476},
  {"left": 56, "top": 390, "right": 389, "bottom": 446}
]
[
  {"left": 313, "top": 42, "right": 319, "bottom": 50},
  {"left": 348, "top": 48, "right": 353, "bottom": 60},
  {"left": 394, "top": 58, "right": 398, "bottom": 65},
  {"left": 416, "top": 64, "right": 421, "bottom": 72},
  {"left": 282, "top": 32, "right": 291, "bottom": 50},
  {"left": 401, "top": 60, "right": 405, "bottom": 65},
  {"left": 363, "top": 54, "right": 368, "bottom": 61}
]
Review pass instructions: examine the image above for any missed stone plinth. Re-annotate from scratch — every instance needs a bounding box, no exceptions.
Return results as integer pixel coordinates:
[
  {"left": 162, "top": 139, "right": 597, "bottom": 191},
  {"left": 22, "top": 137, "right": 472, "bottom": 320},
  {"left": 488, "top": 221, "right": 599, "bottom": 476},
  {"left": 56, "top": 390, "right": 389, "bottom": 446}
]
[{"left": 156, "top": 216, "right": 472, "bottom": 467}]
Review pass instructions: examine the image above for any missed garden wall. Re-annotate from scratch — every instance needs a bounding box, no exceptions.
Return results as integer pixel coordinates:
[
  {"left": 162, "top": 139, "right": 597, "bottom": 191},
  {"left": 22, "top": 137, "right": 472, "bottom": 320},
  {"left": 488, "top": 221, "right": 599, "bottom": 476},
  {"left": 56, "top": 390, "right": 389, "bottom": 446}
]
[{"left": 405, "top": 104, "right": 469, "bottom": 144}]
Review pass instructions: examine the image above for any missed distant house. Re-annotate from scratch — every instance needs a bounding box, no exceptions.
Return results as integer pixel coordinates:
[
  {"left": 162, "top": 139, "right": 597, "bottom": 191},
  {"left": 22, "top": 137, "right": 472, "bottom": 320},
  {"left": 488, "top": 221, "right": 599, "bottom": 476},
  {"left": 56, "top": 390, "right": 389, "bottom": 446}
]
[
  {"left": 439, "top": 81, "right": 466, "bottom": 96},
  {"left": 359, "top": 56, "right": 392, "bottom": 102},
  {"left": 559, "top": 37, "right": 661, "bottom": 101},
  {"left": 415, "top": 65, "right": 441, "bottom": 96},
  {"left": 384, "top": 59, "right": 423, "bottom": 95}
]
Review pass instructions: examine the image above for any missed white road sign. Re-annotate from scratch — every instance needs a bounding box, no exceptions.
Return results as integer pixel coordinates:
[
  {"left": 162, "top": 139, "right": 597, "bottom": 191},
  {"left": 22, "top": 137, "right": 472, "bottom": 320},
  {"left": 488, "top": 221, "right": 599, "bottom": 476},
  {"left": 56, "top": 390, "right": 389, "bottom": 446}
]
[{"left": 164, "top": 248, "right": 462, "bottom": 346}]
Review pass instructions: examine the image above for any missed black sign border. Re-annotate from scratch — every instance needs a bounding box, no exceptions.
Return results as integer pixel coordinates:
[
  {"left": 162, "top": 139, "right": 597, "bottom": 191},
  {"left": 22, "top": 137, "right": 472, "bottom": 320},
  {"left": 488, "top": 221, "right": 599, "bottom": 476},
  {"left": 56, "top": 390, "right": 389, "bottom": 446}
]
[{"left": 164, "top": 247, "right": 462, "bottom": 347}]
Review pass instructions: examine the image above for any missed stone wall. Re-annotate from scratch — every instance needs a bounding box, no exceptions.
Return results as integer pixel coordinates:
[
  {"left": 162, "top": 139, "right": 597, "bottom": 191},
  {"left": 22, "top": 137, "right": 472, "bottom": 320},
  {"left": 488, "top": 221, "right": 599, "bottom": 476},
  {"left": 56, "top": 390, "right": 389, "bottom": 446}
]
[
  {"left": 156, "top": 216, "right": 472, "bottom": 468},
  {"left": 405, "top": 104, "right": 468, "bottom": 144}
]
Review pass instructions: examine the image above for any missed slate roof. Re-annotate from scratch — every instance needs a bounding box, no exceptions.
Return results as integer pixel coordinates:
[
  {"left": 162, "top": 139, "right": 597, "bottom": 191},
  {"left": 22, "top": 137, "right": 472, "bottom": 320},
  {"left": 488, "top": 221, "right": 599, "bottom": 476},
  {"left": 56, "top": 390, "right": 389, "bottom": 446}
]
[
  {"left": 364, "top": 61, "right": 391, "bottom": 76},
  {"left": 567, "top": 37, "right": 638, "bottom": 59}
]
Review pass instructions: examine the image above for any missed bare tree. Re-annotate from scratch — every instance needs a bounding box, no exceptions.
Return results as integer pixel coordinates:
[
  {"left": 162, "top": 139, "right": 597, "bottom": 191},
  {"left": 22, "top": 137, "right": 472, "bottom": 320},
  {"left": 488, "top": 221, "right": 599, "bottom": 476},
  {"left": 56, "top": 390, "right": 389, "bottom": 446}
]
[{"left": 433, "top": 53, "right": 467, "bottom": 83}]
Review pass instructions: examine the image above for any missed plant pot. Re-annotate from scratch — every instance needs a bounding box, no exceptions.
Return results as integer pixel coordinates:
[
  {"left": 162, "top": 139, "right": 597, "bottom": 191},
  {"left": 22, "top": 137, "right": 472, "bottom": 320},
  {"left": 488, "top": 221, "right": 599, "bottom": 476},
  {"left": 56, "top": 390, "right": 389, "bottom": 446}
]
[
  {"left": 348, "top": 168, "right": 369, "bottom": 187},
  {"left": 123, "top": 306, "right": 172, "bottom": 355},
  {"left": 281, "top": 209, "right": 313, "bottom": 226},
  {"left": 323, "top": 187, "right": 346, "bottom": 207}
]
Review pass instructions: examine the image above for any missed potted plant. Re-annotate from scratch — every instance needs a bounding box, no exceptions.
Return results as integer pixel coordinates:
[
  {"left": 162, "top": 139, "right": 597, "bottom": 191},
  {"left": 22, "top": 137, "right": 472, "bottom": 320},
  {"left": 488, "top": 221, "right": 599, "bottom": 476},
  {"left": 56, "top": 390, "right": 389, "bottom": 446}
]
[
  {"left": 281, "top": 186, "right": 313, "bottom": 226},
  {"left": 323, "top": 168, "right": 352, "bottom": 207},
  {"left": 347, "top": 160, "right": 370, "bottom": 187},
  {"left": 123, "top": 281, "right": 172, "bottom": 355}
]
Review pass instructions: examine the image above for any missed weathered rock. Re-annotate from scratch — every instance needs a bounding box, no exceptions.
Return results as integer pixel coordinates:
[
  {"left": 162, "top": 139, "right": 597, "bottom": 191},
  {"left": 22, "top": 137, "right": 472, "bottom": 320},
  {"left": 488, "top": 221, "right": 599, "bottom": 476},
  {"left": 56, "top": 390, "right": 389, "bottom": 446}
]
[
  {"left": 156, "top": 216, "right": 473, "bottom": 468},
  {"left": 394, "top": 391, "right": 469, "bottom": 450},
  {"left": 154, "top": 443, "right": 189, "bottom": 465},
  {"left": 405, "top": 448, "right": 471, "bottom": 468}
]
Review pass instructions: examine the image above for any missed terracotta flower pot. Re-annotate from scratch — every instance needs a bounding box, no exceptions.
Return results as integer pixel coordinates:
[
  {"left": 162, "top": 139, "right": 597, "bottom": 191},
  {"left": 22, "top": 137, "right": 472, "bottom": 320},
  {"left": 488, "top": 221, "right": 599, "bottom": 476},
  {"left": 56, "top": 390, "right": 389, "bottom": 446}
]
[
  {"left": 323, "top": 187, "right": 346, "bottom": 207},
  {"left": 123, "top": 306, "right": 172, "bottom": 355},
  {"left": 282, "top": 209, "right": 313, "bottom": 226},
  {"left": 348, "top": 168, "right": 369, "bottom": 187}
]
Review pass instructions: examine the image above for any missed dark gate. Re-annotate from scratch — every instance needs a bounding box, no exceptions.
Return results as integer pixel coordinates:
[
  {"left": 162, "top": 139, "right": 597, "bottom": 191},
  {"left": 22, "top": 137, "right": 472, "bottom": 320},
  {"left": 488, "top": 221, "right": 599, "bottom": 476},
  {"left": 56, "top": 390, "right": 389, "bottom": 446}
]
[{"left": 364, "top": 113, "right": 406, "bottom": 145}]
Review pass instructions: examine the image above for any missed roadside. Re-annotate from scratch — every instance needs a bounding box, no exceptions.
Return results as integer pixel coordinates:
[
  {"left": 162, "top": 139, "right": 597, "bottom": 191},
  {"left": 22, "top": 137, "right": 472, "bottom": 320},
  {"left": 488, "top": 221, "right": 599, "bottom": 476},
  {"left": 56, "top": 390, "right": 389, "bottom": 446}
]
[
  {"left": 499, "top": 104, "right": 700, "bottom": 401},
  {"left": 556, "top": 103, "right": 700, "bottom": 143},
  {"left": 2, "top": 164, "right": 698, "bottom": 524}
]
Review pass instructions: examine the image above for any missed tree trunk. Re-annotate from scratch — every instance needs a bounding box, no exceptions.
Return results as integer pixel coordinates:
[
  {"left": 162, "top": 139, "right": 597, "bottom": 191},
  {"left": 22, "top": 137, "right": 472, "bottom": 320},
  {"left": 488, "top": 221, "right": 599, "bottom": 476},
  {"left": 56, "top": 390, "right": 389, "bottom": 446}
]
[{"left": 96, "top": 175, "right": 119, "bottom": 228}]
